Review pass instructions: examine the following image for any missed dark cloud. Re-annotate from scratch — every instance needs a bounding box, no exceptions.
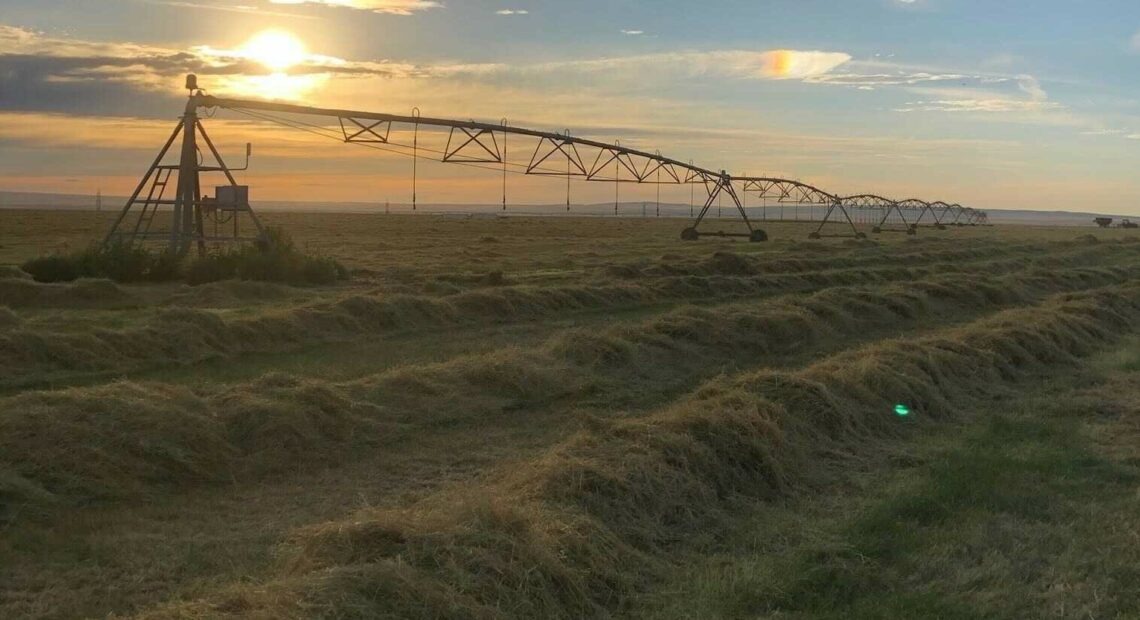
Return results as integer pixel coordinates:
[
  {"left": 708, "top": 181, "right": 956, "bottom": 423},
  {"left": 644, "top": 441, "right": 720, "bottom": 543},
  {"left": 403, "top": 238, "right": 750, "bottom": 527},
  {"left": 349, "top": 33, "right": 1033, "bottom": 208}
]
[{"left": 0, "top": 54, "right": 185, "bottom": 116}]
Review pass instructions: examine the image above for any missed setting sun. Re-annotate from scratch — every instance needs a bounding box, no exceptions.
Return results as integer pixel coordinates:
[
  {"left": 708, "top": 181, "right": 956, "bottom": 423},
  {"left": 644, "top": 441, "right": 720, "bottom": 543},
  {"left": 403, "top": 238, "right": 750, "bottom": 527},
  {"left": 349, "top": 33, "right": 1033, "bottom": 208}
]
[{"left": 240, "top": 30, "right": 308, "bottom": 72}]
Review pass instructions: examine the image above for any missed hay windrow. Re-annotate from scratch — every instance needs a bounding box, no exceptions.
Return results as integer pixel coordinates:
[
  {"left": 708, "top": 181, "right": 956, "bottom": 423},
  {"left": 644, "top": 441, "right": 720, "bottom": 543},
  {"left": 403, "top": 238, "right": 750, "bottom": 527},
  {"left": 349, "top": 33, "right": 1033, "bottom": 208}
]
[
  {"left": 3, "top": 267, "right": 1138, "bottom": 520},
  {"left": 135, "top": 284, "right": 1140, "bottom": 619},
  {"left": 0, "top": 265, "right": 32, "bottom": 280},
  {"left": 0, "top": 276, "right": 136, "bottom": 309},
  {"left": 3, "top": 244, "right": 1136, "bottom": 388},
  {"left": 0, "top": 306, "right": 20, "bottom": 329}
]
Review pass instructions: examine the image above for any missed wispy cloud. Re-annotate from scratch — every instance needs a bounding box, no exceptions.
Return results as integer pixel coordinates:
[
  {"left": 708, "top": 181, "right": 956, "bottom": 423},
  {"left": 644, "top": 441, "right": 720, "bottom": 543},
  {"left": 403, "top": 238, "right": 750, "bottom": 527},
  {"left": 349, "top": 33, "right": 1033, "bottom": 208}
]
[
  {"left": 267, "top": 0, "right": 441, "bottom": 15},
  {"left": 1016, "top": 74, "right": 1047, "bottom": 101},
  {"left": 496, "top": 9, "right": 528, "bottom": 15},
  {"left": 620, "top": 29, "right": 644, "bottom": 35},
  {"left": 892, "top": 81, "right": 1060, "bottom": 114},
  {"left": 894, "top": 98, "right": 1061, "bottom": 113},
  {"left": 527, "top": 50, "right": 850, "bottom": 81},
  {"left": 143, "top": 1, "right": 318, "bottom": 19}
]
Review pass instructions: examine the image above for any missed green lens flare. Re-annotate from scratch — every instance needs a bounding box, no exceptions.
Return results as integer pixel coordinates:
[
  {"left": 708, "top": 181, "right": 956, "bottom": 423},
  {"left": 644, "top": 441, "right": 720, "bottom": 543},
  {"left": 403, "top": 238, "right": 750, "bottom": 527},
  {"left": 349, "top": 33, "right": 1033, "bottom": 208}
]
[{"left": 894, "top": 404, "right": 911, "bottom": 417}]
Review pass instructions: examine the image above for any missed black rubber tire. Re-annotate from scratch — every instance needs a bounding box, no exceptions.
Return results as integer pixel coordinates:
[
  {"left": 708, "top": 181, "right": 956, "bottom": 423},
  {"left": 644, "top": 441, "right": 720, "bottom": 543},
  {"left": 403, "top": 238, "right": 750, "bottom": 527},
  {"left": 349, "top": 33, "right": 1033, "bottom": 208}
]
[
  {"left": 907, "top": 227, "right": 918, "bottom": 236},
  {"left": 872, "top": 226, "right": 882, "bottom": 234},
  {"left": 808, "top": 232, "right": 821, "bottom": 240},
  {"left": 856, "top": 232, "right": 867, "bottom": 239},
  {"left": 750, "top": 229, "right": 768, "bottom": 243},
  {"left": 681, "top": 227, "right": 700, "bottom": 241}
]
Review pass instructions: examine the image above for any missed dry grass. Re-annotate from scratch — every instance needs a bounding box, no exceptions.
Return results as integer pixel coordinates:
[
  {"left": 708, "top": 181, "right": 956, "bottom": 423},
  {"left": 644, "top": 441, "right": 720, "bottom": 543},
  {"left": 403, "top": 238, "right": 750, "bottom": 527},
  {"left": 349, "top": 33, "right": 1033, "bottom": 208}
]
[
  {"left": 2, "top": 209, "right": 1140, "bottom": 619},
  {"left": 127, "top": 285, "right": 1140, "bottom": 618}
]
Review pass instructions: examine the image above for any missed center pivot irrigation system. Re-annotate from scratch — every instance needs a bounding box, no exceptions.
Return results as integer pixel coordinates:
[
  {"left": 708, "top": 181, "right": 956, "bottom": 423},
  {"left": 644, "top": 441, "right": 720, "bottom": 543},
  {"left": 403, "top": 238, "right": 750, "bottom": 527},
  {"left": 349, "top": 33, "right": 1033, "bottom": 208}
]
[{"left": 106, "top": 75, "right": 987, "bottom": 255}]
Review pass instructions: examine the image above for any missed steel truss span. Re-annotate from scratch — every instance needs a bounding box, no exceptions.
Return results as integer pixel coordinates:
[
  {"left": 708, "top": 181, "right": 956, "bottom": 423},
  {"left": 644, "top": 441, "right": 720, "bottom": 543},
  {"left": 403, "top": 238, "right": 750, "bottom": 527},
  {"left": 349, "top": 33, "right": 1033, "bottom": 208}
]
[{"left": 105, "top": 79, "right": 987, "bottom": 253}]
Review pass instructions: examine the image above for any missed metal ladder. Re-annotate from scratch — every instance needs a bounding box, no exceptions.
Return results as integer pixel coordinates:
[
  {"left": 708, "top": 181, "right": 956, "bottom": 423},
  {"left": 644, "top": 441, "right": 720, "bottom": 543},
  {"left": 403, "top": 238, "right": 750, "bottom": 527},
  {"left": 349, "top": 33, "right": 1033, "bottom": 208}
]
[{"left": 131, "top": 167, "right": 173, "bottom": 238}]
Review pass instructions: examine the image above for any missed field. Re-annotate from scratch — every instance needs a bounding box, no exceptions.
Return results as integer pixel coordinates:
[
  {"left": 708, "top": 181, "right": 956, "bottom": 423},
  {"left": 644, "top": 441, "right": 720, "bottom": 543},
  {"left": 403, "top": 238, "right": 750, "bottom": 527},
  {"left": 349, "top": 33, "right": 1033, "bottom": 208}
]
[{"left": 2, "top": 209, "right": 1140, "bottom": 619}]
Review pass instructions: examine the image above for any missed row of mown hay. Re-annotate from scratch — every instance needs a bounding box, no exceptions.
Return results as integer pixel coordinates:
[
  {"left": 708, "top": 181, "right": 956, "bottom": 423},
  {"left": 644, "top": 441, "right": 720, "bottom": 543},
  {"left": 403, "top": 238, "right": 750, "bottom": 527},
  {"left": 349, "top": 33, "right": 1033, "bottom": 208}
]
[
  {"left": 0, "top": 277, "right": 135, "bottom": 309},
  {"left": 1, "top": 264, "right": 1133, "bottom": 523},
  {"left": 0, "top": 273, "right": 307, "bottom": 311},
  {"left": 3, "top": 241, "right": 1135, "bottom": 387},
  {"left": 131, "top": 283, "right": 1140, "bottom": 619},
  {"left": 606, "top": 237, "right": 1124, "bottom": 279},
  {"left": 0, "top": 237, "right": 1120, "bottom": 312}
]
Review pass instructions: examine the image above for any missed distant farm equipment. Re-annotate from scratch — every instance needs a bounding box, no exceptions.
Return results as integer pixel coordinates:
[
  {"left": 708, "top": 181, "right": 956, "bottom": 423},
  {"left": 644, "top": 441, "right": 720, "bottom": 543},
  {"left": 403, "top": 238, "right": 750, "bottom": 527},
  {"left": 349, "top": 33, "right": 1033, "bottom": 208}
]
[
  {"left": 105, "top": 74, "right": 985, "bottom": 254},
  {"left": 1093, "top": 217, "right": 1137, "bottom": 229}
]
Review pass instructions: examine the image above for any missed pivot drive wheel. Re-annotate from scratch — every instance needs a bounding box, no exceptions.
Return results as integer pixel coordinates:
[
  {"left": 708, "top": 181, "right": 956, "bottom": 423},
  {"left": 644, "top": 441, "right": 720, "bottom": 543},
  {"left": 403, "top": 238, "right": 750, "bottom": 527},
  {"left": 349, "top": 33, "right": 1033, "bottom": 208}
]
[
  {"left": 749, "top": 229, "right": 768, "bottom": 243},
  {"left": 681, "top": 227, "right": 700, "bottom": 241}
]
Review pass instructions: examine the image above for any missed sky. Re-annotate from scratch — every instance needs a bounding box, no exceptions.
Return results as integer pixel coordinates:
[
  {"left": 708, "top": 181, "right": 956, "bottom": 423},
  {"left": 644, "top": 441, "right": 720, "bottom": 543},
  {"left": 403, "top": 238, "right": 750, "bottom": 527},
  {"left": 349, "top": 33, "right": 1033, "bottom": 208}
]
[{"left": 1, "top": 0, "right": 1139, "bottom": 212}]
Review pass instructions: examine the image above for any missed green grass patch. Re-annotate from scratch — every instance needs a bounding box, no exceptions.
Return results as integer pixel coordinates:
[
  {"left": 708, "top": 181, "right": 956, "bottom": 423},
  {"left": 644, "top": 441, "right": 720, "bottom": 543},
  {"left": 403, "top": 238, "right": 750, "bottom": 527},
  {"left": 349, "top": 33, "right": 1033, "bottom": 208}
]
[{"left": 640, "top": 386, "right": 1140, "bottom": 619}]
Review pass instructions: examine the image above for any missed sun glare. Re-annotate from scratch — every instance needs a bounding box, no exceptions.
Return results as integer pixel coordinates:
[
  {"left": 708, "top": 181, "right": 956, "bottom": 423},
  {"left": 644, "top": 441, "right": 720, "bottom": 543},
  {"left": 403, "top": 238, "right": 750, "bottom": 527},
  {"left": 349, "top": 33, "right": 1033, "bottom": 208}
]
[{"left": 241, "top": 30, "right": 308, "bottom": 72}]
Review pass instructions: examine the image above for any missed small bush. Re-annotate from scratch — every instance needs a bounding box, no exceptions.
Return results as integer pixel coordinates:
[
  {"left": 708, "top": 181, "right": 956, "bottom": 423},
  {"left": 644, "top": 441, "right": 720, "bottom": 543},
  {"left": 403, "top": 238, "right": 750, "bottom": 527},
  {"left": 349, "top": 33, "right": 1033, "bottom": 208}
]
[
  {"left": 20, "top": 255, "right": 81, "bottom": 283},
  {"left": 186, "top": 227, "right": 348, "bottom": 286},
  {"left": 21, "top": 243, "right": 180, "bottom": 283},
  {"left": 20, "top": 228, "right": 347, "bottom": 287}
]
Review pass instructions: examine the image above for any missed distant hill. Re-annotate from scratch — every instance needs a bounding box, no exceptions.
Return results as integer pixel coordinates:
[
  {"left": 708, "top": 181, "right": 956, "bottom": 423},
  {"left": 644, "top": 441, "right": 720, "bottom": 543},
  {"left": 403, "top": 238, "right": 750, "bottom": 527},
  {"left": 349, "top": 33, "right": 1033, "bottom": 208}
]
[{"left": 1, "top": 190, "right": 1134, "bottom": 227}]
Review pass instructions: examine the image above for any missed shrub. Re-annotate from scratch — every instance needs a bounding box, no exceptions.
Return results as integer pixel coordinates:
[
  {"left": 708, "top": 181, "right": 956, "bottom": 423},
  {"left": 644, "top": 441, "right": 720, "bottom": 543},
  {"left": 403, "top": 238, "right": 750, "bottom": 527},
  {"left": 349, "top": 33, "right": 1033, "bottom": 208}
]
[
  {"left": 20, "top": 255, "right": 81, "bottom": 283},
  {"left": 20, "top": 228, "right": 347, "bottom": 287},
  {"left": 186, "top": 227, "right": 348, "bottom": 286},
  {"left": 21, "top": 243, "right": 179, "bottom": 283}
]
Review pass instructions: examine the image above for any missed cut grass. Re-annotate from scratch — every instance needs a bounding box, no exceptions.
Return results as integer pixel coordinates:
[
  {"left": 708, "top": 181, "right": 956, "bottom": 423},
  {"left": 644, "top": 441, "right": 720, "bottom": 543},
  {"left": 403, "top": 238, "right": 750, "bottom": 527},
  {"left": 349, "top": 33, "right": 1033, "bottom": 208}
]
[
  {"left": 639, "top": 342, "right": 1140, "bottom": 619},
  {"left": 3, "top": 250, "right": 1135, "bottom": 390},
  {"left": 127, "top": 285, "right": 1140, "bottom": 618},
  {"left": 4, "top": 213, "right": 1140, "bottom": 619},
  {"left": 2, "top": 272, "right": 1132, "bottom": 519}
]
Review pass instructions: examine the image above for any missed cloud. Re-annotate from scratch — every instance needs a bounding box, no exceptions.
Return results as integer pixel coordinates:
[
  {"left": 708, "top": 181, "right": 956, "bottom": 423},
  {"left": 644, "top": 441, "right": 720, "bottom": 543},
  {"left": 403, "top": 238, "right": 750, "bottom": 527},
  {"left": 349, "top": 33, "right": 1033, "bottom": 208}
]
[
  {"left": 621, "top": 29, "right": 644, "bottom": 35},
  {"left": 0, "top": 24, "right": 506, "bottom": 109},
  {"left": 496, "top": 9, "right": 528, "bottom": 15},
  {"left": 892, "top": 82, "right": 1061, "bottom": 114},
  {"left": 894, "top": 98, "right": 1061, "bottom": 113},
  {"left": 267, "top": 0, "right": 441, "bottom": 15},
  {"left": 760, "top": 50, "right": 851, "bottom": 79},
  {"left": 808, "top": 69, "right": 976, "bottom": 87},
  {"left": 143, "top": 1, "right": 318, "bottom": 19},
  {"left": 1016, "top": 74, "right": 1047, "bottom": 101},
  {"left": 529, "top": 50, "right": 850, "bottom": 81}
]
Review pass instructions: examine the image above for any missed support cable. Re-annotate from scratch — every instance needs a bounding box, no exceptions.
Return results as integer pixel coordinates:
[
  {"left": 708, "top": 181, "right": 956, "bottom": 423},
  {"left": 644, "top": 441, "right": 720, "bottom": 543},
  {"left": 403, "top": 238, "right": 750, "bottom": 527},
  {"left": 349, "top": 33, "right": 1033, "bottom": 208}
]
[
  {"left": 501, "top": 119, "right": 508, "bottom": 212},
  {"left": 655, "top": 150, "right": 661, "bottom": 217},
  {"left": 412, "top": 107, "right": 420, "bottom": 212},
  {"left": 614, "top": 140, "right": 620, "bottom": 215}
]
